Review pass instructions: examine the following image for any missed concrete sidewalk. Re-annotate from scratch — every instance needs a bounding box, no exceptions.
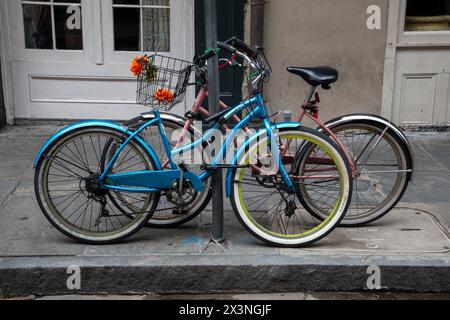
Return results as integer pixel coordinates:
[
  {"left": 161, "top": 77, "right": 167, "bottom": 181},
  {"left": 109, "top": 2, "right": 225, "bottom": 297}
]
[{"left": 0, "top": 125, "right": 449, "bottom": 297}]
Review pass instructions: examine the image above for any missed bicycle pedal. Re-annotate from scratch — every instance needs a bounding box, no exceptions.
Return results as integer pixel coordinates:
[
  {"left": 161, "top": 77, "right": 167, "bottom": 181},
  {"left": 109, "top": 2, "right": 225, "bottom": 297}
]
[
  {"left": 202, "top": 165, "right": 249, "bottom": 170},
  {"left": 101, "top": 209, "right": 110, "bottom": 217},
  {"left": 185, "top": 111, "right": 204, "bottom": 121},
  {"left": 172, "top": 209, "right": 189, "bottom": 216}
]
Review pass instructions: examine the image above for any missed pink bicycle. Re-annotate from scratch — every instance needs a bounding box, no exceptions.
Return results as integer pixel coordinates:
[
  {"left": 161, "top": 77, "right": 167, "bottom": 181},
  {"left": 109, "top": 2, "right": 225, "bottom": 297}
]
[{"left": 121, "top": 38, "right": 414, "bottom": 228}]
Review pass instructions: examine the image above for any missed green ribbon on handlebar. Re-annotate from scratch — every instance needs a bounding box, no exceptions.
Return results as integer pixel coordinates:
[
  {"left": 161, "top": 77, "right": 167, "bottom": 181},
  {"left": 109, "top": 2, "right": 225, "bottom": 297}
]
[
  {"left": 247, "top": 71, "right": 260, "bottom": 80},
  {"left": 204, "top": 48, "right": 221, "bottom": 55}
]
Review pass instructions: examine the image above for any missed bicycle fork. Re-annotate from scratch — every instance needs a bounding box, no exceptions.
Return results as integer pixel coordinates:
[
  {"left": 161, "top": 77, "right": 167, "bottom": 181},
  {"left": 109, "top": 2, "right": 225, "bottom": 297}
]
[{"left": 262, "top": 119, "right": 296, "bottom": 193}]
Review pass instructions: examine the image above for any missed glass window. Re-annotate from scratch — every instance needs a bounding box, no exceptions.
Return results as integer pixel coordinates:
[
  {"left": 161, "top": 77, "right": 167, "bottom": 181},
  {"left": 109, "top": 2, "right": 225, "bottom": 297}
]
[
  {"left": 113, "top": 0, "right": 170, "bottom": 52},
  {"left": 405, "top": 0, "right": 450, "bottom": 32},
  {"left": 22, "top": 0, "right": 83, "bottom": 50}
]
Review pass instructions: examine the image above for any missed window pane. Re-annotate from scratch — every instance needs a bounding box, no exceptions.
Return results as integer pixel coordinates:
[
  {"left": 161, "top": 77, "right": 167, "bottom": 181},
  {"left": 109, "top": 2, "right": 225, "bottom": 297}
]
[
  {"left": 114, "top": 8, "right": 140, "bottom": 51},
  {"left": 113, "top": 0, "right": 140, "bottom": 5},
  {"left": 143, "top": 8, "right": 170, "bottom": 52},
  {"left": 405, "top": 0, "right": 450, "bottom": 32},
  {"left": 142, "top": 0, "right": 170, "bottom": 6},
  {"left": 23, "top": 4, "right": 53, "bottom": 49},
  {"left": 54, "top": 5, "right": 83, "bottom": 50}
]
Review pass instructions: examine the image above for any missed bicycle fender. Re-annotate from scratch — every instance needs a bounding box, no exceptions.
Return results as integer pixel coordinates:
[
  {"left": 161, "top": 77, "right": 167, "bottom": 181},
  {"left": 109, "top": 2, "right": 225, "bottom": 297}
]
[
  {"left": 225, "top": 122, "right": 302, "bottom": 198},
  {"left": 33, "top": 120, "right": 162, "bottom": 170},
  {"left": 322, "top": 113, "right": 414, "bottom": 181}
]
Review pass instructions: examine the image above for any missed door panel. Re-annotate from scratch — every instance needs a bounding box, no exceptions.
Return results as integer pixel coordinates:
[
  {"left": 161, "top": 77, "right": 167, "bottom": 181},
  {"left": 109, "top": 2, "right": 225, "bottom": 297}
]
[
  {"left": 11, "top": 61, "right": 144, "bottom": 119},
  {"left": 391, "top": 0, "right": 450, "bottom": 127},
  {"left": 393, "top": 48, "right": 450, "bottom": 127},
  {"left": 399, "top": 74, "right": 437, "bottom": 125}
]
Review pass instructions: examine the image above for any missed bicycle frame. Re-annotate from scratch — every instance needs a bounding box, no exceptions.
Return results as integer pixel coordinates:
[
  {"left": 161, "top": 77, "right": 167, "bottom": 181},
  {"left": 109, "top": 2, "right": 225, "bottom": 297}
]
[
  {"left": 157, "top": 80, "right": 413, "bottom": 202},
  {"left": 296, "top": 93, "right": 359, "bottom": 177},
  {"left": 169, "top": 86, "right": 358, "bottom": 177},
  {"left": 99, "top": 92, "right": 295, "bottom": 194}
]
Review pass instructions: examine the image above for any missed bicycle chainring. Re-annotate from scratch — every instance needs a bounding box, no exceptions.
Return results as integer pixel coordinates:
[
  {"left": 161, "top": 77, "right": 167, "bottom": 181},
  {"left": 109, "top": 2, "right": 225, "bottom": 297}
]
[{"left": 165, "top": 179, "right": 197, "bottom": 207}]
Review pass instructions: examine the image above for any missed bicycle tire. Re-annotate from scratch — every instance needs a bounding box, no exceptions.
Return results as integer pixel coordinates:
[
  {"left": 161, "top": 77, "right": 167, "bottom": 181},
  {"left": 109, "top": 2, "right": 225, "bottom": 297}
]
[{"left": 230, "top": 127, "right": 352, "bottom": 247}]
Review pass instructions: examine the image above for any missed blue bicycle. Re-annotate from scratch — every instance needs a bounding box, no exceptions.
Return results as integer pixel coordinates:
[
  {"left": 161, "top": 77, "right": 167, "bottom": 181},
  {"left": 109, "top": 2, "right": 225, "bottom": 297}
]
[{"left": 34, "top": 42, "right": 352, "bottom": 247}]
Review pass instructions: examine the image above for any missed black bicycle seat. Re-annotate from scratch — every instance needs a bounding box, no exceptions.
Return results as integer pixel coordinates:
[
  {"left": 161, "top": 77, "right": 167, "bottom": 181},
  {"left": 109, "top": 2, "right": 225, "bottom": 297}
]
[{"left": 287, "top": 66, "right": 338, "bottom": 89}]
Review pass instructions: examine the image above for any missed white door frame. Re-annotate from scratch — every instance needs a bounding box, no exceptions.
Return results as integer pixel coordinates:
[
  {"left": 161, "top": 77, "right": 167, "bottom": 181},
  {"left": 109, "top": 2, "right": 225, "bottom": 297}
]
[
  {"left": 381, "top": 0, "right": 450, "bottom": 121},
  {"left": 381, "top": 0, "right": 401, "bottom": 120},
  {"left": 0, "top": 1, "right": 15, "bottom": 124}
]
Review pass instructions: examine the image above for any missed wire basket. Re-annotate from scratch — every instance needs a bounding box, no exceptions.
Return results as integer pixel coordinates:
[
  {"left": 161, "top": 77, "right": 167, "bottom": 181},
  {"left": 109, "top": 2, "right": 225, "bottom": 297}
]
[
  {"left": 136, "top": 54, "right": 193, "bottom": 110},
  {"left": 256, "top": 49, "right": 272, "bottom": 82}
]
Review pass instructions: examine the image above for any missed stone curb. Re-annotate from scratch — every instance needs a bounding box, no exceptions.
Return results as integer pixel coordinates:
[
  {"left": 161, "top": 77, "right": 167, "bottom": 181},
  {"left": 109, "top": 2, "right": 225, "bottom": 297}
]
[{"left": 1, "top": 254, "right": 449, "bottom": 297}]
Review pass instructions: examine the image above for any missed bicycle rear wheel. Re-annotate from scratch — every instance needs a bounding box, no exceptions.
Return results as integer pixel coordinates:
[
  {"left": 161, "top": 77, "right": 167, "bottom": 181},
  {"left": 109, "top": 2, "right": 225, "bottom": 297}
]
[
  {"left": 34, "top": 127, "right": 159, "bottom": 244},
  {"left": 230, "top": 127, "right": 352, "bottom": 247},
  {"left": 297, "top": 122, "right": 409, "bottom": 226},
  {"left": 331, "top": 123, "right": 409, "bottom": 225}
]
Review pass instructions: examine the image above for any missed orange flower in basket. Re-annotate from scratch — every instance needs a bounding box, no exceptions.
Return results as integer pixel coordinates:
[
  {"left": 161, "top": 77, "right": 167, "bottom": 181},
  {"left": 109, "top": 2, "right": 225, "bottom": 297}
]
[
  {"left": 153, "top": 89, "right": 175, "bottom": 103},
  {"left": 130, "top": 55, "right": 149, "bottom": 77}
]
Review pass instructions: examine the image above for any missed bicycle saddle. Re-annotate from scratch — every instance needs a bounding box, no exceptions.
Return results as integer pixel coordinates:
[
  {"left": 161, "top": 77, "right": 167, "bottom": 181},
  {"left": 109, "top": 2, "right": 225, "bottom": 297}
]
[{"left": 287, "top": 66, "right": 338, "bottom": 89}]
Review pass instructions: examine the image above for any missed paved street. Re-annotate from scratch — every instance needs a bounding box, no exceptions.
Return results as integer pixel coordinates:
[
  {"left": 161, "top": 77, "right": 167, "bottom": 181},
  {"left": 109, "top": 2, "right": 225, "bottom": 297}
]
[
  {"left": 0, "top": 125, "right": 449, "bottom": 297},
  {"left": 33, "top": 292, "right": 450, "bottom": 300}
]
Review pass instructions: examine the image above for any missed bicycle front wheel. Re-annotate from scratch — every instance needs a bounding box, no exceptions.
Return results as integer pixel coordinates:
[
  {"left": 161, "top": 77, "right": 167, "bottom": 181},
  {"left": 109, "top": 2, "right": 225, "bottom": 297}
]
[{"left": 230, "top": 127, "right": 352, "bottom": 248}]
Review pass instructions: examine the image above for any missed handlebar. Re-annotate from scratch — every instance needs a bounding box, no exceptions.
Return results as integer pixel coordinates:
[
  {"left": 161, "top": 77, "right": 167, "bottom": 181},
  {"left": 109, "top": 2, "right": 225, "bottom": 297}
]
[
  {"left": 217, "top": 40, "right": 257, "bottom": 70},
  {"left": 195, "top": 38, "right": 259, "bottom": 65},
  {"left": 193, "top": 38, "right": 270, "bottom": 91}
]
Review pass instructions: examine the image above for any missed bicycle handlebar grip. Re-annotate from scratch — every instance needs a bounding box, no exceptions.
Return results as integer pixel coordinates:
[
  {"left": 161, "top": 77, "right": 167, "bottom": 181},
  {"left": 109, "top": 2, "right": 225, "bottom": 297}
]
[
  {"left": 203, "top": 49, "right": 218, "bottom": 60},
  {"left": 225, "top": 37, "right": 258, "bottom": 59},
  {"left": 194, "top": 49, "right": 218, "bottom": 65},
  {"left": 217, "top": 42, "right": 237, "bottom": 54}
]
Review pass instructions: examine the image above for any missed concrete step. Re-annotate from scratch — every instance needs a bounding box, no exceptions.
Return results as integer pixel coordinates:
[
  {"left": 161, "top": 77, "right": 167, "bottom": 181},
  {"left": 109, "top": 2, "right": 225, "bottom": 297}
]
[{"left": 0, "top": 208, "right": 449, "bottom": 297}]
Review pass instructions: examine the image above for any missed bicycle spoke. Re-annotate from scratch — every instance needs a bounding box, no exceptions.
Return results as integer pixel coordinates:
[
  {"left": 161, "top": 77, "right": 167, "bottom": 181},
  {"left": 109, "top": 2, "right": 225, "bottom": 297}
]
[{"left": 333, "top": 124, "right": 406, "bottom": 222}]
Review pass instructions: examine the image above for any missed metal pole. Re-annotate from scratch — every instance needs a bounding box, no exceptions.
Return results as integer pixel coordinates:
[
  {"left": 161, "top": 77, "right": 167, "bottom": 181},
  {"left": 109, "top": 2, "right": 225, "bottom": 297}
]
[
  {"left": 204, "top": 0, "right": 224, "bottom": 242},
  {"left": 250, "top": 0, "right": 265, "bottom": 47},
  {"left": 250, "top": 0, "right": 265, "bottom": 95},
  {"left": 0, "top": 63, "right": 6, "bottom": 129}
]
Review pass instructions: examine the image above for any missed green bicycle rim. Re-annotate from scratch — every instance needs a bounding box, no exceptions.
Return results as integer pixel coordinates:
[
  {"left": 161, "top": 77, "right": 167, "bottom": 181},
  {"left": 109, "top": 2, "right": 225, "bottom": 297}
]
[{"left": 236, "top": 134, "right": 344, "bottom": 239}]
